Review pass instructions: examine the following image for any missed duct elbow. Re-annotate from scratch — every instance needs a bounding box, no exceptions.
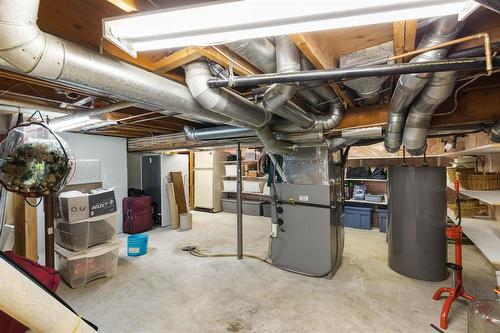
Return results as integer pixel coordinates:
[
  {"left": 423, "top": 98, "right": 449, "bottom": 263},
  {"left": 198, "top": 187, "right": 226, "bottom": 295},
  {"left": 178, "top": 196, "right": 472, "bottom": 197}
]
[
  {"left": 491, "top": 120, "right": 500, "bottom": 143},
  {"left": 184, "top": 126, "right": 197, "bottom": 141},
  {"left": 315, "top": 102, "right": 344, "bottom": 130},
  {"left": 256, "top": 126, "right": 292, "bottom": 155}
]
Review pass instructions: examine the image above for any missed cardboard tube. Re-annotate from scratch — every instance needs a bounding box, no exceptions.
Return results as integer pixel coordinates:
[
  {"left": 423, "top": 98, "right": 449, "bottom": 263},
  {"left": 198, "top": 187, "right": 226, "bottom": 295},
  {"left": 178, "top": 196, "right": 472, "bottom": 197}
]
[{"left": 0, "top": 257, "right": 96, "bottom": 333}]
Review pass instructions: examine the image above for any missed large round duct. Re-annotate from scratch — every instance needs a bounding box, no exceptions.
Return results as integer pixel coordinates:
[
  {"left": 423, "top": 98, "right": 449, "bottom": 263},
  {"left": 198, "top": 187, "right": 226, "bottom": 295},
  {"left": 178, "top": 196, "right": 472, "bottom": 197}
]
[{"left": 388, "top": 166, "right": 447, "bottom": 282}]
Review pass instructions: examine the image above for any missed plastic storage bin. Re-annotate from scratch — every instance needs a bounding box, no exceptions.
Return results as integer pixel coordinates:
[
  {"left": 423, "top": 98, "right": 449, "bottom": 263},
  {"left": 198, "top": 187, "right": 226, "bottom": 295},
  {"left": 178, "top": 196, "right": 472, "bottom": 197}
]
[
  {"left": 55, "top": 216, "right": 116, "bottom": 251},
  {"left": 243, "top": 180, "right": 265, "bottom": 193},
  {"left": 262, "top": 203, "right": 271, "bottom": 217},
  {"left": 223, "top": 180, "right": 237, "bottom": 192},
  {"left": 56, "top": 241, "right": 120, "bottom": 288},
  {"left": 221, "top": 198, "right": 237, "bottom": 213},
  {"left": 345, "top": 205, "right": 372, "bottom": 230},
  {"left": 127, "top": 234, "right": 148, "bottom": 256},
  {"left": 224, "top": 164, "right": 237, "bottom": 177},
  {"left": 375, "top": 208, "right": 388, "bottom": 233},
  {"left": 243, "top": 200, "right": 264, "bottom": 216},
  {"left": 220, "top": 199, "right": 264, "bottom": 216},
  {"left": 365, "top": 193, "right": 384, "bottom": 203}
]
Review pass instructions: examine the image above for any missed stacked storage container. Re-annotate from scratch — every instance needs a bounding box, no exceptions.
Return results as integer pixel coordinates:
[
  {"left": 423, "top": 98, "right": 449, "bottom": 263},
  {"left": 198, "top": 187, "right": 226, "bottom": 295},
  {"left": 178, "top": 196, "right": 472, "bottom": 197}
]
[{"left": 55, "top": 189, "right": 120, "bottom": 288}]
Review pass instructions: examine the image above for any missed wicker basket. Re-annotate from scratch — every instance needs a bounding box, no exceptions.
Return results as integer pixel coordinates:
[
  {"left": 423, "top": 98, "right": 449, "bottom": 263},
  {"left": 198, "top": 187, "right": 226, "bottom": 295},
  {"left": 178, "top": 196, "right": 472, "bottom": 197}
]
[
  {"left": 447, "top": 200, "right": 489, "bottom": 218},
  {"left": 456, "top": 170, "right": 500, "bottom": 190},
  {"left": 447, "top": 167, "right": 474, "bottom": 182}
]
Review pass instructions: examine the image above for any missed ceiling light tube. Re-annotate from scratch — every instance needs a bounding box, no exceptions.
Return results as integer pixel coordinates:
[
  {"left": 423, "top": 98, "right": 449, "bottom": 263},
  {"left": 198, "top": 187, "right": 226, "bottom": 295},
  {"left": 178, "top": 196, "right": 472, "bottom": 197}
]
[{"left": 103, "top": 0, "right": 469, "bottom": 57}]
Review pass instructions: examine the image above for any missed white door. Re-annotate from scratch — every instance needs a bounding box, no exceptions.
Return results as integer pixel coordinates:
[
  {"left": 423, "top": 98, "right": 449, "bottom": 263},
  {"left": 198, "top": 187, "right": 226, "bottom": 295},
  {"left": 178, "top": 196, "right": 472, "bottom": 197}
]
[
  {"left": 194, "top": 169, "right": 213, "bottom": 209},
  {"left": 195, "top": 151, "right": 214, "bottom": 169}
]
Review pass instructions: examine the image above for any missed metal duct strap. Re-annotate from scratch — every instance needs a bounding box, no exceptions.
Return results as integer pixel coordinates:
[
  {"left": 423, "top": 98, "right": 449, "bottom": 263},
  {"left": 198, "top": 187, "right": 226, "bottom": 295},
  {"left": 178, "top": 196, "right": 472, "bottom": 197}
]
[{"left": 385, "top": 15, "right": 460, "bottom": 153}]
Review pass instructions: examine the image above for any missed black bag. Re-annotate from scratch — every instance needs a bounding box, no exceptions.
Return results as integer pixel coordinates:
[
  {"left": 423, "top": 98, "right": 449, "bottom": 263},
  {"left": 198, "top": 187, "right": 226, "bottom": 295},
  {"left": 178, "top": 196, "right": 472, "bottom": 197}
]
[
  {"left": 346, "top": 167, "right": 370, "bottom": 179},
  {"left": 226, "top": 153, "right": 237, "bottom": 161},
  {"left": 370, "top": 167, "right": 387, "bottom": 180}
]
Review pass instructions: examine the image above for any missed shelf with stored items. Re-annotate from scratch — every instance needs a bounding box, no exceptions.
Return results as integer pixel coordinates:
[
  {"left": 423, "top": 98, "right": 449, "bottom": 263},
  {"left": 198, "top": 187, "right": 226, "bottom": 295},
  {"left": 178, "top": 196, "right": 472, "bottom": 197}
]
[
  {"left": 447, "top": 207, "right": 500, "bottom": 271},
  {"left": 344, "top": 166, "right": 388, "bottom": 205},
  {"left": 446, "top": 181, "right": 500, "bottom": 206}
]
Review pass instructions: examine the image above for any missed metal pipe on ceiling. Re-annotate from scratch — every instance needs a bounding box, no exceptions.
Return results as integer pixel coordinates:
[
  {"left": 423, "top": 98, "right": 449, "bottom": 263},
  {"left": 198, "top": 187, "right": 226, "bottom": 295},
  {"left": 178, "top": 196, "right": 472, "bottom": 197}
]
[
  {"left": 183, "top": 125, "right": 255, "bottom": 141},
  {"left": 206, "top": 57, "right": 498, "bottom": 88}
]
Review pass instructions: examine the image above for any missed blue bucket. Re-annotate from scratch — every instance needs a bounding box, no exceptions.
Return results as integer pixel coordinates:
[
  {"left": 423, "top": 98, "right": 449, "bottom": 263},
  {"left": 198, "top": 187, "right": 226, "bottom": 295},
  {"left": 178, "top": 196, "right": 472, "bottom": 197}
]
[{"left": 127, "top": 233, "right": 148, "bottom": 257}]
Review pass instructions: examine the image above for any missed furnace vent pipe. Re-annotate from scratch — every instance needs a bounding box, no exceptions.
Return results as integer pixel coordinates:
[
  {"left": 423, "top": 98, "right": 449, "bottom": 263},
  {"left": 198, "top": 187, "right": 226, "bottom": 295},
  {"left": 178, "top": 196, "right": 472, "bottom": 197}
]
[
  {"left": 385, "top": 15, "right": 460, "bottom": 153},
  {"left": 402, "top": 71, "right": 457, "bottom": 155},
  {"left": 0, "top": 0, "right": 231, "bottom": 125}
]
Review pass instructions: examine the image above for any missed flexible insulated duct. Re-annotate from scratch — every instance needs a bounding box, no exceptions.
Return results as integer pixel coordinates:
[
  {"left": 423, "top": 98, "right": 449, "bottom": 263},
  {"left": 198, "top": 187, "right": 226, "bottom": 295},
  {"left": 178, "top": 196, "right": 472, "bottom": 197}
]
[
  {"left": 491, "top": 120, "right": 500, "bottom": 142},
  {"left": 402, "top": 71, "right": 457, "bottom": 155},
  {"left": 0, "top": 0, "right": 231, "bottom": 125},
  {"left": 385, "top": 15, "right": 460, "bottom": 153}
]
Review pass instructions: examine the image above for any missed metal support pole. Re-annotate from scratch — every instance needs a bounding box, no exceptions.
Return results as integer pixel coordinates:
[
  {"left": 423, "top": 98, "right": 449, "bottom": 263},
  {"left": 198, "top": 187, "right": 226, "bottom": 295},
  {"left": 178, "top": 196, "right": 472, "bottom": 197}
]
[
  {"left": 43, "top": 194, "right": 55, "bottom": 268},
  {"left": 236, "top": 142, "right": 243, "bottom": 259}
]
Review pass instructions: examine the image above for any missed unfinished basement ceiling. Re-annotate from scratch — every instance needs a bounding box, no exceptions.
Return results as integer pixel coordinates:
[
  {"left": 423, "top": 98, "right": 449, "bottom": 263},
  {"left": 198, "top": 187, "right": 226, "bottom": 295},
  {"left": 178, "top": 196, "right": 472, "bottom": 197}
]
[{"left": 0, "top": 1, "right": 499, "bottom": 143}]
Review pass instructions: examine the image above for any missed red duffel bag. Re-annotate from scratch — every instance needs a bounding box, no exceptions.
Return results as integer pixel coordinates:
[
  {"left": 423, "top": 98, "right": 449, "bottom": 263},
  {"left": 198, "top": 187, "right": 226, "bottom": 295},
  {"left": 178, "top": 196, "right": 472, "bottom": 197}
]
[{"left": 0, "top": 251, "right": 61, "bottom": 333}]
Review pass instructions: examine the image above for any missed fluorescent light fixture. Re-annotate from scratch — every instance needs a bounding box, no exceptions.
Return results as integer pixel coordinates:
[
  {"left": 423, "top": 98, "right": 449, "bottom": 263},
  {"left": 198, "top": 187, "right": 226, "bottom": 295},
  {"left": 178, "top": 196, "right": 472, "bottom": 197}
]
[
  {"left": 50, "top": 116, "right": 102, "bottom": 132},
  {"left": 103, "top": 0, "right": 469, "bottom": 57}
]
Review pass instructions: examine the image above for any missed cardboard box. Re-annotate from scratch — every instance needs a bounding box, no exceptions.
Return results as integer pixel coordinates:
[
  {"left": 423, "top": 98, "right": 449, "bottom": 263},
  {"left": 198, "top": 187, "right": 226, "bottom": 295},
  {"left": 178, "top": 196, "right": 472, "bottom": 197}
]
[{"left": 59, "top": 189, "right": 117, "bottom": 223}]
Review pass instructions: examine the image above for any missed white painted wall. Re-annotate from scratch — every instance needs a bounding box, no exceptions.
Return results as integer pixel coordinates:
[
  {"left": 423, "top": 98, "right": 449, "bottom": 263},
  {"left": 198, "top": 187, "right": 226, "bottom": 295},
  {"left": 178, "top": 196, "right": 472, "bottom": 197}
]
[{"left": 37, "top": 133, "right": 128, "bottom": 257}]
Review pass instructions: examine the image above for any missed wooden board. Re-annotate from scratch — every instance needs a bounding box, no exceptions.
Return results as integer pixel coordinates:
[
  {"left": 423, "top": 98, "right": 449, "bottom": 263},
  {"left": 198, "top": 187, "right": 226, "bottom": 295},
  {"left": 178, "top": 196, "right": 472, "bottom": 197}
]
[
  {"left": 170, "top": 172, "right": 188, "bottom": 214},
  {"left": 166, "top": 183, "right": 179, "bottom": 229}
]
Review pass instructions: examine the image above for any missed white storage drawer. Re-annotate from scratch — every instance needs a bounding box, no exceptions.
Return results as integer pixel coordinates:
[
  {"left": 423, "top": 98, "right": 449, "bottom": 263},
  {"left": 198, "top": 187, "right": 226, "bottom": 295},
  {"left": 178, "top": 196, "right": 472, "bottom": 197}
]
[
  {"left": 224, "top": 164, "right": 237, "bottom": 177},
  {"left": 55, "top": 215, "right": 117, "bottom": 252},
  {"left": 243, "top": 181, "right": 266, "bottom": 193},
  {"left": 223, "top": 180, "right": 237, "bottom": 192},
  {"left": 56, "top": 241, "right": 120, "bottom": 288}
]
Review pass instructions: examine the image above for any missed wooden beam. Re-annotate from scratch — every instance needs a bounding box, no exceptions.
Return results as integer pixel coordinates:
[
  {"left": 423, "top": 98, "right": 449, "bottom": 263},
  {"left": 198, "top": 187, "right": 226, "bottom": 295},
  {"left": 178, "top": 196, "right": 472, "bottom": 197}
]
[
  {"left": 194, "top": 46, "right": 261, "bottom": 76},
  {"left": 101, "top": 39, "right": 185, "bottom": 83},
  {"left": 393, "top": 21, "right": 406, "bottom": 63},
  {"left": 12, "top": 195, "right": 38, "bottom": 261},
  {"left": 337, "top": 104, "right": 389, "bottom": 129},
  {"left": 404, "top": 20, "right": 417, "bottom": 54},
  {"left": 106, "top": 0, "right": 137, "bottom": 12},
  {"left": 152, "top": 47, "right": 203, "bottom": 73},
  {"left": 431, "top": 86, "right": 500, "bottom": 127},
  {"left": 291, "top": 33, "right": 356, "bottom": 109},
  {"left": 394, "top": 20, "right": 418, "bottom": 63}
]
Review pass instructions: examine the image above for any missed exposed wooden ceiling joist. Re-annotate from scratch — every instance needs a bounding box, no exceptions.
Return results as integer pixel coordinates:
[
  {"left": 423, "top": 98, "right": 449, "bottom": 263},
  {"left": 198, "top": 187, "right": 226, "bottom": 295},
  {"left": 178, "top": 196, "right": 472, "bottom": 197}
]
[{"left": 152, "top": 47, "right": 203, "bottom": 73}]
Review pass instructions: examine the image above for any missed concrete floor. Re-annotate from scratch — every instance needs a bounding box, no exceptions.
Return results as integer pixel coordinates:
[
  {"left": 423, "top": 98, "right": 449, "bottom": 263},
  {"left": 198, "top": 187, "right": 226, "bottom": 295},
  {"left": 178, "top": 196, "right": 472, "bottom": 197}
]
[{"left": 58, "top": 211, "right": 496, "bottom": 333}]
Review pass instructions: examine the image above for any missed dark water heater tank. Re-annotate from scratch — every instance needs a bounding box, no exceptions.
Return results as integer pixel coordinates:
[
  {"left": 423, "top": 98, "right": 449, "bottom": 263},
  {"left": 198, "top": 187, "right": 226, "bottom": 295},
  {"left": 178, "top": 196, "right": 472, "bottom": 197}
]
[{"left": 388, "top": 166, "right": 447, "bottom": 281}]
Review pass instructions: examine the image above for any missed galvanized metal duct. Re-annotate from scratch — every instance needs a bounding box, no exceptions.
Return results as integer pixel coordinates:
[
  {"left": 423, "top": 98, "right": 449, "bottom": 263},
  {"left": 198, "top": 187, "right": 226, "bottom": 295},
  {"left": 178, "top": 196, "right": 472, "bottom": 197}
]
[
  {"left": 184, "top": 125, "right": 254, "bottom": 141},
  {"left": 183, "top": 61, "right": 291, "bottom": 154},
  {"left": 491, "top": 120, "right": 500, "bottom": 142},
  {"left": 402, "top": 71, "right": 457, "bottom": 155},
  {"left": 260, "top": 36, "right": 316, "bottom": 129},
  {"left": 227, "top": 37, "right": 327, "bottom": 108},
  {"left": 184, "top": 61, "right": 270, "bottom": 128},
  {"left": 0, "top": 0, "right": 231, "bottom": 125},
  {"left": 385, "top": 15, "right": 460, "bottom": 153}
]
